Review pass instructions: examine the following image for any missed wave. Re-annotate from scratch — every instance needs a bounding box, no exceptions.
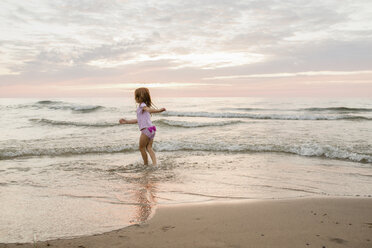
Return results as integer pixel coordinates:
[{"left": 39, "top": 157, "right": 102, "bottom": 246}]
[
  {"left": 29, "top": 118, "right": 118, "bottom": 127},
  {"left": 302, "top": 107, "right": 372, "bottom": 112},
  {"left": 44, "top": 104, "right": 103, "bottom": 113},
  {"left": 156, "top": 142, "right": 372, "bottom": 163},
  {"left": 29, "top": 118, "right": 242, "bottom": 128},
  {"left": 230, "top": 107, "right": 372, "bottom": 113},
  {"left": 0, "top": 144, "right": 137, "bottom": 160},
  {"left": 36, "top": 100, "right": 63, "bottom": 105},
  {"left": 70, "top": 105, "right": 103, "bottom": 113},
  {"left": 162, "top": 111, "right": 371, "bottom": 120},
  {"left": 17, "top": 100, "right": 104, "bottom": 113},
  {"left": 228, "top": 108, "right": 275, "bottom": 111},
  {"left": 153, "top": 119, "right": 242, "bottom": 128},
  {"left": 1, "top": 142, "right": 371, "bottom": 163}
]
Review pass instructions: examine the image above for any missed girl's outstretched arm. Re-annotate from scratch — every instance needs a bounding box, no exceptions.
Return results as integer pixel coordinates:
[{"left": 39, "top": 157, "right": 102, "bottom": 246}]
[
  {"left": 143, "top": 107, "right": 166, "bottom": 114},
  {"left": 119, "top": 118, "right": 137, "bottom": 124}
]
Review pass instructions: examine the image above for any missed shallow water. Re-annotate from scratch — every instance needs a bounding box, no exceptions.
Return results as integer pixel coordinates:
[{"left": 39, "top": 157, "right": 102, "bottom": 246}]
[{"left": 0, "top": 97, "right": 371, "bottom": 242}]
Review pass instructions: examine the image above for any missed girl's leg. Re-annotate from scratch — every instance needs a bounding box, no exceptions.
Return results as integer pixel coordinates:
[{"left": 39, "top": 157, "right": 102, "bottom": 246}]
[
  {"left": 146, "top": 139, "right": 157, "bottom": 165},
  {"left": 139, "top": 133, "right": 149, "bottom": 165}
]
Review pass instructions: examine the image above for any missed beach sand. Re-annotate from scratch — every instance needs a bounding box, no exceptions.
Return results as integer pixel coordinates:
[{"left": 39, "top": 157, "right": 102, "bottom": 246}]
[{"left": 1, "top": 198, "right": 371, "bottom": 248}]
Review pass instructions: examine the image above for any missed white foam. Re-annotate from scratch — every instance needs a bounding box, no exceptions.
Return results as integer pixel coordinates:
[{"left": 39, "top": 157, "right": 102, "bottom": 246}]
[{"left": 1, "top": 141, "right": 370, "bottom": 163}]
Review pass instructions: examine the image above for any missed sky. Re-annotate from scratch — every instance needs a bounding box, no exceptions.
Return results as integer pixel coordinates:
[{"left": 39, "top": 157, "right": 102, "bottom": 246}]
[{"left": 0, "top": 0, "right": 372, "bottom": 97}]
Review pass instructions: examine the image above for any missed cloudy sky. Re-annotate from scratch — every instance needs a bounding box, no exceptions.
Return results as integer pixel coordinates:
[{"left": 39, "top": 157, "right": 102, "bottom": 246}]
[{"left": 1, "top": 0, "right": 371, "bottom": 97}]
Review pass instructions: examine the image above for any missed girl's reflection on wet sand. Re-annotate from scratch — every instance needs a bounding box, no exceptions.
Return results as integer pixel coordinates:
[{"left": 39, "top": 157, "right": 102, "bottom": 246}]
[{"left": 131, "top": 170, "right": 157, "bottom": 223}]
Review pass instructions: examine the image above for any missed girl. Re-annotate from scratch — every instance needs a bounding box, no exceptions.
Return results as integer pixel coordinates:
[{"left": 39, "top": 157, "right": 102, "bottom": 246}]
[{"left": 119, "top": 88, "right": 166, "bottom": 166}]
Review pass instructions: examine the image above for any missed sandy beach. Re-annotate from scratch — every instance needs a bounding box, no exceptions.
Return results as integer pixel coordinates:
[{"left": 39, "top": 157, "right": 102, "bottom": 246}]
[
  {"left": 1, "top": 197, "right": 371, "bottom": 248},
  {"left": 2, "top": 0, "right": 372, "bottom": 245}
]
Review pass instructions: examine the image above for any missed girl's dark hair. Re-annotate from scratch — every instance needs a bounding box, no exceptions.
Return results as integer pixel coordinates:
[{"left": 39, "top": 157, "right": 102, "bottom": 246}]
[{"left": 134, "top": 87, "right": 153, "bottom": 108}]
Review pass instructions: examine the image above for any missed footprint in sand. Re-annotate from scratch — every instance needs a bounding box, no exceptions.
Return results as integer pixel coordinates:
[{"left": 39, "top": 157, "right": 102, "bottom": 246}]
[
  {"left": 329, "top": 237, "right": 347, "bottom": 244},
  {"left": 364, "top": 222, "right": 372, "bottom": 228},
  {"left": 161, "top": 225, "right": 176, "bottom": 232}
]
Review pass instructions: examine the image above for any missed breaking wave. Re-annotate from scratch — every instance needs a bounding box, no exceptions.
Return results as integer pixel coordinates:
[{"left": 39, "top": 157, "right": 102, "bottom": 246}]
[
  {"left": 18, "top": 100, "right": 104, "bottom": 113},
  {"left": 1, "top": 142, "right": 371, "bottom": 163},
  {"left": 234, "top": 107, "right": 372, "bottom": 113},
  {"left": 29, "top": 118, "right": 243, "bottom": 128},
  {"left": 36, "top": 100, "right": 62, "bottom": 105},
  {"left": 303, "top": 107, "right": 372, "bottom": 112},
  {"left": 29, "top": 118, "right": 119, "bottom": 127},
  {"left": 162, "top": 111, "right": 371, "bottom": 120},
  {"left": 0, "top": 144, "right": 137, "bottom": 160},
  {"left": 153, "top": 119, "right": 242, "bottom": 128}
]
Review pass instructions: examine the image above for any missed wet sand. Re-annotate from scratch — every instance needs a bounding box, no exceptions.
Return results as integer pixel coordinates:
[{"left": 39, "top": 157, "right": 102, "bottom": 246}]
[{"left": 1, "top": 197, "right": 372, "bottom": 248}]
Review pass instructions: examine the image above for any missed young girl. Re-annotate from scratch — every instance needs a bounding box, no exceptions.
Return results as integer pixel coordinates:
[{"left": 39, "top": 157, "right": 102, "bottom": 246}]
[{"left": 119, "top": 88, "right": 166, "bottom": 165}]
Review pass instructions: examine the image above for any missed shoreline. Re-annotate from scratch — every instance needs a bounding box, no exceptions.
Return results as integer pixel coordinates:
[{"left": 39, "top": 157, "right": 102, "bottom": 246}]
[{"left": 1, "top": 197, "right": 372, "bottom": 248}]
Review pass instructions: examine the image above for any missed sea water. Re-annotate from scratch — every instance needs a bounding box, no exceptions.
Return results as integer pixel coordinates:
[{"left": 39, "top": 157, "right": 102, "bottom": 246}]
[{"left": 0, "top": 97, "right": 371, "bottom": 242}]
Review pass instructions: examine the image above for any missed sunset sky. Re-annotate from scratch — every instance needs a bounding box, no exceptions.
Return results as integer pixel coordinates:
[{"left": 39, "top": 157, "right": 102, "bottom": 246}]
[{"left": 0, "top": 0, "right": 371, "bottom": 97}]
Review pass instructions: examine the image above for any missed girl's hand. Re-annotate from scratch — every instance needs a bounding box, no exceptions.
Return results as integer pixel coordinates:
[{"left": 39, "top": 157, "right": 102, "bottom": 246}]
[
  {"left": 160, "top": 108, "right": 166, "bottom": 112},
  {"left": 119, "top": 118, "right": 126, "bottom": 124}
]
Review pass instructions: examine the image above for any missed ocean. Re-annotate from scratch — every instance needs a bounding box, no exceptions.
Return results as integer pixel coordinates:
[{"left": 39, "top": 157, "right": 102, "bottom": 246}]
[{"left": 0, "top": 97, "right": 371, "bottom": 242}]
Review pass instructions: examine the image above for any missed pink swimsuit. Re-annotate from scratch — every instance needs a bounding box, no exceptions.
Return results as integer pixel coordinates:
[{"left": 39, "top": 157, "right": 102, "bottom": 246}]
[{"left": 137, "top": 102, "right": 156, "bottom": 139}]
